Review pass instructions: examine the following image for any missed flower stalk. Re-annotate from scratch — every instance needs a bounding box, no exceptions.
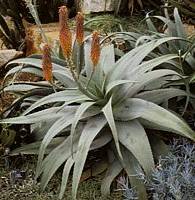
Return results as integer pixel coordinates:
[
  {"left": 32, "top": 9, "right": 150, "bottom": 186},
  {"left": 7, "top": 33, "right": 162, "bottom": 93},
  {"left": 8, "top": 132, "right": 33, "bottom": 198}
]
[
  {"left": 59, "top": 6, "right": 78, "bottom": 82},
  {"left": 76, "top": 12, "right": 84, "bottom": 46},
  {"left": 75, "top": 12, "right": 85, "bottom": 76},
  {"left": 86, "top": 31, "right": 101, "bottom": 89},
  {"left": 91, "top": 31, "right": 100, "bottom": 70},
  {"left": 59, "top": 6, "right": 72, "bottom": 60},
  {"left": 42, "top": 44, "right": 53, "bottom": 83}
]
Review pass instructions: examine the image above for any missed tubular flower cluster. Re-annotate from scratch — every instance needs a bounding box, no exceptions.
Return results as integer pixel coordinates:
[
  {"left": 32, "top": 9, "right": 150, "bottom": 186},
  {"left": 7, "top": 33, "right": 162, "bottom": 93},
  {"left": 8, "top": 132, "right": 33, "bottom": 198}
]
[
  {"left": 42, "top": 44, "right": 53, "bottom": 82},
  {"left": 91, "top": 31, "right": 100, "bottom": 69},
  {"left": 76, "top": 12, "right": 84, "bottom": 45},
  {"left": 59, "top": 6, "right": 72, "bottom": 59}
]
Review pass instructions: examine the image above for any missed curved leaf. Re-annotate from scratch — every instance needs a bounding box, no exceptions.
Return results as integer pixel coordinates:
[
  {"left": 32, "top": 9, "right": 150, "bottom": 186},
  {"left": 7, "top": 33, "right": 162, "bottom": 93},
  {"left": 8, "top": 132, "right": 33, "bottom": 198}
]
[
  {"left": 174, "top": 8, "right": 188, "bottom": 49},
  {"left": 90, "top": 131, "right": 112, "bottom": 150},
  {"left": 125, "top": 69, "right": 181, "bottom": 100},
  {"left": 7, "top": 58, "right": 72, "bottom": 81},
  {"left": 1, "top": 107, "right": 64, "bottom": 124},
  {"left": 3, "top": 84, "right": 45, "bottom": 92},
  {"left": 148, "top": 134, "right": 169, "bottom": 160},
  {"left": 117, "top": 120, "right": 154, "bottom": 175},
  {"left": 70, "top": 102, "right": 95, "bottom": 154},
  {"left": 72, "top": 115, "right": 107, "bottom": 199},
  {"left": 113, "top": 69, "right": 180, "bottom": 104},
  {"left": 120, "top": 147, "right": 148, "bottom": 200},
  {"left": 53, "top": 70, "right": 75, "bottom": 87},
  {"left": 100, "top": 44, "right": 115, "bottom": 75},
  {"left": 106, "top": 80, "right": 137, "bottom": 95},
  {"left": 107, "top": 37, "right": 181, "bottom": 82},
  {"left": 101, "top": 158, "right": 122, "bottom": 196},
  {"left": 10, "top": 137, "right": 65, "bottom": 155},
  {"left": 102, "top": 97, "right": 122, "bottom": 159},
  {"left": 36, "top": 116, "right": 74, "bottom": 176},
  {"left": 4, "top": 65, "right": 43, "bottom": 80},
  {"left": 145, "top": 13, "right": 157, "bottom": 32},
  {"left": 39, "top": 135, "right": 79, "bottom": 191},
  {"left": 135, "top": 88, "right": 187, "bottom": 104},
  {"left": 114, "top": 98, "right": 195, "bottom": 141},
  {"left": 23, "top": 90, "right": 87, "bottom": 115},
  {"left": 59, "top": 157, "right": 75, "bottom": 199},
  {"left": 136, "top": 54, "right": 179, "bottom": 74}
]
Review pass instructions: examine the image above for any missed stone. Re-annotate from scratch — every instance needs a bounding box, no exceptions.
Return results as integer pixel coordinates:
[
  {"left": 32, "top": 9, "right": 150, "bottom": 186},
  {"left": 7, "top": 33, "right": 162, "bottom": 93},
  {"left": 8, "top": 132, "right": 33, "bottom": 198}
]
[
  {"left": 0, "top": 50, "right": 23, "bottom": 67},
  {"left": 82, "top": 0, "right": 115, "bottom": 14},
  {"left": 184, "top": 24, "right": 195, "bottom": 36},
  {"left": 24, "top": 22, "right": 60, "bottom": 54}
]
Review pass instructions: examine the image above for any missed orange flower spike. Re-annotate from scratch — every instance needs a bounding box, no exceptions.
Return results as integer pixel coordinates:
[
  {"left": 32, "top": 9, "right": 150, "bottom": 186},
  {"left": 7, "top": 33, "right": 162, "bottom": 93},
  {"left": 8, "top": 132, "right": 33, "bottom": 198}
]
[
  {"left": 42, "top": 44, "right": 53, "bottom": 82},
  {"left": 76, "top": 12, "right": 84, "bottom": 45},
  {"left": 59, "top": 6, "right": 72, "bottom": 59},
  {"left": 59, "top": 6, "right": 68, "bottom": 28},
  {"left": 91, "top": 31, "right": 100, "bottom": 69}
]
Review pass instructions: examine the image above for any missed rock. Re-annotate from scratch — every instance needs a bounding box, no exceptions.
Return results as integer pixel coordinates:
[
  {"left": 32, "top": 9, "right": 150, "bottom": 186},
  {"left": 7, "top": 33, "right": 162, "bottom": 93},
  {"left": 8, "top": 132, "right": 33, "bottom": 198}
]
[
  {"left": 164, "top": 24, "right": 195, "bottom": 36},
  {"left": 24, "top": 22, "right": 60, "bottom": 54},
  {"left": 0, "top": 50, "right": 23, "bottom": 67},
  {"left": 184, "top": 24, "right": 195, "bottom": 36},
  {"left": 81, "top": 0, "right": 115, "bottom": 14}
]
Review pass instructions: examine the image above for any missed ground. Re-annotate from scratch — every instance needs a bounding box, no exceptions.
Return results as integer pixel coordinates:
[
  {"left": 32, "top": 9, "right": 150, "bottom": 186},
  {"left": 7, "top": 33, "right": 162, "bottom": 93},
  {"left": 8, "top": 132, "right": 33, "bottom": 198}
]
[{"left": 0, "top": 156, "right": 122, "bottom": 200}]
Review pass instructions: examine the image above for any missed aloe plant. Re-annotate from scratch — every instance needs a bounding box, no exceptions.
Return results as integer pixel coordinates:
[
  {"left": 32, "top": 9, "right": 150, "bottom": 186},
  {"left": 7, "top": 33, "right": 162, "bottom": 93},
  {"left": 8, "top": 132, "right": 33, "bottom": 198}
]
[
  {"left": 114, "top": 0, "right": 161, "bottom": 15},
  {"left": 2, "top": 38, "right": 195, "bottom": 199},
  {"left": 169, "top": 0, "right": 195, "bottom": 19},
  {"left": 107, "top": 8, "right": 195, "bottom": 112},
  {"left": 139, "top": 8, "right": 195, "bottom": 78},
  {"left": 139, "top": 8, "right": 195, "bottom": 112},
  {"left": 110, "top": 8, "right": 194, "bottom": 78},
  {"left": 1, "top": 7, "right": 195, "bottom": 200}
]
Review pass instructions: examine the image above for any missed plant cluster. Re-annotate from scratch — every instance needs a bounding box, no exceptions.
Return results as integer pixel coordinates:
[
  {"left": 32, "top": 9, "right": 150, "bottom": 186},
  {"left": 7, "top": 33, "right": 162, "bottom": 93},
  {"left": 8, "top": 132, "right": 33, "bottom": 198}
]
[
  {"left": 119, "top": 139, "right": 195, "bottom": 200},
  {"left": 114, "top": 0, "right": 162, "bottom": 15},
  {"left": 147, "top": 139, "right": 195, "bottom": 200},
  {"left": 169, "top": 0, "right": 195, "bottom": 20},
  {"left": 142, "top": 7, "right": 195, "bottom": 111},
  {"left": 117, "top": 176, "right": 138, "bottom": 200},
  {"left": 0, "top": 5, "right": 195, "bottom": 200},
  {"left": 113, "top": 7, "right": 195, "bottom": 111}
]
